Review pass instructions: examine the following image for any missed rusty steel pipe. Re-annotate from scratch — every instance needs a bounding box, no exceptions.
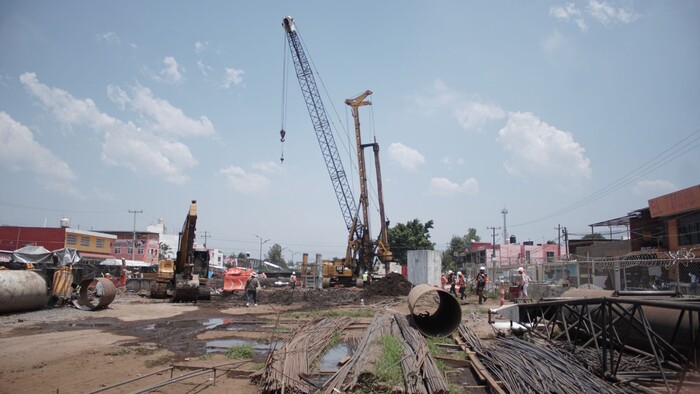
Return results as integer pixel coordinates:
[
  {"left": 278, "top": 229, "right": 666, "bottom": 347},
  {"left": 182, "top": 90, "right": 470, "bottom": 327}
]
[
  {"left": 408, "top": 284, "right": 462, "bottom": 337},
  {"left": 0, "top": 270, "right": 50, "bottom": 313},
  {"left": 74, "top": 277, "right": 117, "bottom": 311}
]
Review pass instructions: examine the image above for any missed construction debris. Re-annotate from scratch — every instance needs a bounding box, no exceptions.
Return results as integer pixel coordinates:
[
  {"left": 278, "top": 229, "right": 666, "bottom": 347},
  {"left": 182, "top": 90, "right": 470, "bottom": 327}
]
[{"left": 456, "top": 321, "right": 630, "bottom": 393}]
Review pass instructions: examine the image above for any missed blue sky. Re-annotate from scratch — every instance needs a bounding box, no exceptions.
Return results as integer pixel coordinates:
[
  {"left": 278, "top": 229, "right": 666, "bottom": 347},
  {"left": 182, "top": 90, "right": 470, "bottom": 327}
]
[{"left": 1, "top": 1, "right": 698, "bottom": 259}]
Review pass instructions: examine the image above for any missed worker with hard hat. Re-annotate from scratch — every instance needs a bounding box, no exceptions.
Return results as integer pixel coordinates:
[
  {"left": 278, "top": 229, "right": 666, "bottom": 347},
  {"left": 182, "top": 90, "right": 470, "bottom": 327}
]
[
  {"left": 517, "top": 267, "right": 530, "bottom": 301},
  {"left": 457, "top": 271, "right": 466, "bottom": 300},
  {"left": 245, "top": 272, "right": 261, "bottom": 307},
  {"left": 447, "top": 270, "right": 456, "bottom": 296},
  {"left": 475, "top": 266, "right": 489, "bottom": 305},
  {"left": 290, "top": 271, "right": 297, "bottom": 290}
]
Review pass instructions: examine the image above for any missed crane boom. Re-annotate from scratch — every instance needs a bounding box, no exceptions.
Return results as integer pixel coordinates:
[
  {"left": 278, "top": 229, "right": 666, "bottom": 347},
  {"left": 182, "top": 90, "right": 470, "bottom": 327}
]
[{"left": 282, "top": 17, "right": 360, "bottom": 236}]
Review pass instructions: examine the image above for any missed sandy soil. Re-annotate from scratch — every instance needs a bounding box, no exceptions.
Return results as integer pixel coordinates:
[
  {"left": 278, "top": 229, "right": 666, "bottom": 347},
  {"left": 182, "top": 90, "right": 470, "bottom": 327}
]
[{"left": 0, "top": 285, "right": 498, "bottom": 394}]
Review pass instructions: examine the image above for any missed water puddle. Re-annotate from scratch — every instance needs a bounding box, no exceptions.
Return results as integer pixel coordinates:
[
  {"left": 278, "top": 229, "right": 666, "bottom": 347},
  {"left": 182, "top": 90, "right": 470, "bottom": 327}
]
[
  {"left": 319, "top": 341, "right": 354, "bottom": 371},
  {"left": 206, "top": 338, "right": 281, "bottom": 357}
]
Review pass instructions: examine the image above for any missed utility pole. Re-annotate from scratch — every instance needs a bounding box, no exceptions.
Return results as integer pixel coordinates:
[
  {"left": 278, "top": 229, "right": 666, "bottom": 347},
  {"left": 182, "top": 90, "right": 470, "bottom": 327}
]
[
  {"left": 486, "top": 226, "right": 501, "bottom": 264},
  {"left": 252, "top": 233, "right": 270, "bottom": 266},
  {"left": 563, "top": 227, "right": 569, "bottom": 257},
  {"left": 202, "top": 231, "right": 210, "bottom": 249},
  {"left": 501, "top": 207, "right": 508, "bottom": 243},
  {"left": 556, "top": 224, "right": 561, "bottom": 251},
  {"left": 129, "top": 210, "right": 143, "bottom": 261}
]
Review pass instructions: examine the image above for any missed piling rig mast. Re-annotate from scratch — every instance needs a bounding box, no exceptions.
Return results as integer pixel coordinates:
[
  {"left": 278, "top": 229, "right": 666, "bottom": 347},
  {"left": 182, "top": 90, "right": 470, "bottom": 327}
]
[{"left": 282, "top": 16, "right": 392, "bottom": 276}]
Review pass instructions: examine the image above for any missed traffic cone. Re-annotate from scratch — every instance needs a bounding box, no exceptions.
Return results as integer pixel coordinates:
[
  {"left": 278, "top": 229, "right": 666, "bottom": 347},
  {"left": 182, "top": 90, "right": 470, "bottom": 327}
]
[{"left": 500, "top": 283, "right": 505, "bottom": 306}]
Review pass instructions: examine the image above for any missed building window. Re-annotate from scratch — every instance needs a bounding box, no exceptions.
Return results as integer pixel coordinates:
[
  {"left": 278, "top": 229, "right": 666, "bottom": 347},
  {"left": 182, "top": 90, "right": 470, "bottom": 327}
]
[
  {"left": 546, "top": 251, "right": 554, "bottom": 262},
  {"left": 525, "top": 251, "right": 531, "bottom": 263},
  {"left": 127, "top": 248, "right": 133, "bottom": 255},
  {"left": 115, "top": 247, "right": 121, "bottom": 254},
  {"left": 96, "top": 239, "right": 104, "bottom": 248},
  {"left": 678, "top": 212, "right": 700, "bottom": 246},
  {"left": 80, "top": 237, "right": 90, "bottom": 247},
  {"left": 137, "top": 248, "right": 144, "bottom": 255},
  {"left": 67, "top": 234, "right": 77, "bottom": 245}
]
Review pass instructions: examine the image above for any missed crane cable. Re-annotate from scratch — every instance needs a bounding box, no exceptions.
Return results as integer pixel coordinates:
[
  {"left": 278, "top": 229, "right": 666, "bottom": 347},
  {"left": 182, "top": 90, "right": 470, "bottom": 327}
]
[{"left": 279, "top": 35, "right": 288, "bottom": 163}]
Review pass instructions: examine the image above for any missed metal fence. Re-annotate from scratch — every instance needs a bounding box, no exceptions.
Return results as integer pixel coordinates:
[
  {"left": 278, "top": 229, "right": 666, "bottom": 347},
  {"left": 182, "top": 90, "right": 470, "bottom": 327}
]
[{"left": 484, "top": 248, "right": 700, "bottom": 300}]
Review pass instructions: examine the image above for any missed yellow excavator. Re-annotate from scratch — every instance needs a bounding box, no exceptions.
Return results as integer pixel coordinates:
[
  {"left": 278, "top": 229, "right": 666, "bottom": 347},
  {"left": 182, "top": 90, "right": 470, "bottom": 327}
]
[{"left": 151, "top": 200, "right": 209, "bottom": 302}]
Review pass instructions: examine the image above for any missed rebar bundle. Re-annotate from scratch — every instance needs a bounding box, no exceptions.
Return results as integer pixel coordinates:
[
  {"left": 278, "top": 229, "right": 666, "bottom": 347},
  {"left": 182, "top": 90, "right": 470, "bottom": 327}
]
[
  {"left": 253, "top": 317, "right": 352, "bottom": 393},
  {"left": 458, "top": 322, "right": 634, "bottom": 393}
]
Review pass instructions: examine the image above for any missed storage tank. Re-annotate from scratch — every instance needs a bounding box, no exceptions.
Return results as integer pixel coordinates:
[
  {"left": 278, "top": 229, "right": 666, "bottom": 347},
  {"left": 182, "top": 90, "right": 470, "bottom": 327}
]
[{"left": 0, "top": 270, "right": 50, "bottom": 314}]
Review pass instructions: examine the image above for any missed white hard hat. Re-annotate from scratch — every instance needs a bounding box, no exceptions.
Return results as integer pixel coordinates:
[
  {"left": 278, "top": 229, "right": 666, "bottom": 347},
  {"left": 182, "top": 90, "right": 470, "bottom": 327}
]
[
  {"left": 479, "top": 266, "right": 486, "bottom": 271},
  {"left": 458, "top": 271, "right": 463, "bottom": 276},
  {"left": 448, "top": 270, "right": 453, "bottom": 274},
  {"left": 292, "top": 272, "right": 295, "bottom": 275},
  {"left": 518, "top": 267, "right": 524, "bottom": 272}
]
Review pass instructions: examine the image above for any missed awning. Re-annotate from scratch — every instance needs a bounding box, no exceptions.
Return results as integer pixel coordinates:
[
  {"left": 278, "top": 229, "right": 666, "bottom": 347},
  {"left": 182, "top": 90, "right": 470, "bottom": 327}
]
[{"left": 78, "top": 252, "right": 114, "bottom": 261}]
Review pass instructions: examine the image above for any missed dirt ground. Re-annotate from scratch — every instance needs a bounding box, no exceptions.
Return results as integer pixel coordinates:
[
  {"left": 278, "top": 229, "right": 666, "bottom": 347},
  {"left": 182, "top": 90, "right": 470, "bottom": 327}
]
[{"left": 0, "top": 276, "right": 498, "bottom": 394}]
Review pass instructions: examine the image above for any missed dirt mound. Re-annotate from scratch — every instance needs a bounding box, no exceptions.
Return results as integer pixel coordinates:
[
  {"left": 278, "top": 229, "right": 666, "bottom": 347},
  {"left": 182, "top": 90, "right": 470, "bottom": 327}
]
[
  {"left": 363, "top": 273, "right": 413, "bottom": 297},
  {"left": 256, "top": 287, "right": 362, "bottom": 308}
]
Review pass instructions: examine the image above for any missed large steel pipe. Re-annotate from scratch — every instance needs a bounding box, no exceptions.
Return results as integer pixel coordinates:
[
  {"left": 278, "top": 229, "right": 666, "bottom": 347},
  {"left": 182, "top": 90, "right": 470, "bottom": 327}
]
[
  {"left": 408, "top": 284, "right": 462, "bottom": 337},
  {"left": 0, "top": 270, "right": 50, "bottom": 314},
  {"left": 74, "top": 277, "right": 117, "bottom": 311}
]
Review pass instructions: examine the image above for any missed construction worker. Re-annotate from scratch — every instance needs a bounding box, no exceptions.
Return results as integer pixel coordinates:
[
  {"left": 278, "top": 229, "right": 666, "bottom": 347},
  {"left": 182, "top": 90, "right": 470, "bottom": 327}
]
[
  {"left": 475, "top": 266, "right": 488, "bottom": 304},
  {"left": 245, "top": 272, "right": 261, "bottom": 307},
  {"left": 518, "top": 267, "right": 530, "bottom": 301},
  {"left": 362, "top": 271, "right": 368, "bottom": 288},
  {"left": 457, "top": 272, "right": 466, "bottom": 300},
  {"left": 440, "top": 273, "right": 447, "bottom": 290},
  {"left": 447, "top": 270, "right": 456, "bottom": 296},
  {"left": 290, "top": 272, "right": 297, "bottom": 289}
]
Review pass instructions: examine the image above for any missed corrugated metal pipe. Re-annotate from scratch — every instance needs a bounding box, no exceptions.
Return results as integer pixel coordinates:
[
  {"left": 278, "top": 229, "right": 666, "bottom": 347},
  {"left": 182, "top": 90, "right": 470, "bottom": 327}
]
[{"left": 408, "top": 284, "right": 462, "bottom": 337}]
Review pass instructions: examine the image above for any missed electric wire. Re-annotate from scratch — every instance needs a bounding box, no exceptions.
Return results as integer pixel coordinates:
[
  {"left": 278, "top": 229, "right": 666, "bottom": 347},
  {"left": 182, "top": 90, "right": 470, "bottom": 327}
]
[{"left": 512, "top": 127, "right": 700, "bottom": 228}]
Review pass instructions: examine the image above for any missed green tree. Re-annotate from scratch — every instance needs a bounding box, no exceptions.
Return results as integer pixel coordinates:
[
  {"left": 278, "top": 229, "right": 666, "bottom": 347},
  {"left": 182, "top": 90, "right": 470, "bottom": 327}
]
[
  {"left": 265, "top": 243, "right": 289, "bottom": 270},
  {"left": 441, "top": 228, "right": 481, "bottom": 272},
  {"left": 388, "top": 219, "right": 435, "bottom": 265},
  {"left": 582, "top": 233, "right": 606, "bottom": 240}
]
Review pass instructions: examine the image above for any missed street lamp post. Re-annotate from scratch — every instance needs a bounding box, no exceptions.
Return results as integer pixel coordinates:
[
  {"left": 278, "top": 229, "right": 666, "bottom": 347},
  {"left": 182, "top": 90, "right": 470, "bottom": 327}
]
[{"left": 252, "top": 233, "right": 270, "bottom": 267}]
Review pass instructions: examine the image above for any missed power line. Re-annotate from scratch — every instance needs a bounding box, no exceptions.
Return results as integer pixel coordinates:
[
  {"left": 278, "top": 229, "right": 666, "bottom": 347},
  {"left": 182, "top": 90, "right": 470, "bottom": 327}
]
[{"left": 512, "top": 127, "right": 700, "bottom": 227}]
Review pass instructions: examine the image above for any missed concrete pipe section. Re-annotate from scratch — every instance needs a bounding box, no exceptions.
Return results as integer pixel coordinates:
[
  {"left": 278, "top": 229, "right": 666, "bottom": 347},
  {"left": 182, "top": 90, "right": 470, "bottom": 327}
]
[
  {"left": 0, "top": 270, "right": 50, "bottom": 314},
  {"left": 408, "top": 284, "right": 462, "bottom": 337},
  {"left": 74, "top": 277, "right": 117, "bottom": 311}
]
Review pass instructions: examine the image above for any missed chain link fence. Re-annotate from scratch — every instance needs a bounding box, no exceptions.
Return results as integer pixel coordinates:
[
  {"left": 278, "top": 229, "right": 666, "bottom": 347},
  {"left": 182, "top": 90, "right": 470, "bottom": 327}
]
[{"left": 483, "top": 249, "right": 700, "bottom": 301}]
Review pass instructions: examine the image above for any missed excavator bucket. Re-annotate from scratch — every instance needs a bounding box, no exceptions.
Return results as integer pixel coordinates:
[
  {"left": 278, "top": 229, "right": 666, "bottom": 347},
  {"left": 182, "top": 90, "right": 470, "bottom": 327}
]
[{"left": 223, "top": 267, "right": 254, "bottom": 292}]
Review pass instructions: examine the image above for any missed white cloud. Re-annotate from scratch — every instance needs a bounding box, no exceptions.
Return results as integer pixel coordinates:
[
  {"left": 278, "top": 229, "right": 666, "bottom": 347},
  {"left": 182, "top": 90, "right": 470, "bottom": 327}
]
[
  {"left": 158, "top": 57, "right": 184, "bottom": 84},
  {"left": 550, "top": 1, "right": 638, "bottom": 31},
  {"left": 0, "top": 111, "right": 80, "bottom": 196},
  {"left": 414, "top": 80, "right": 505, "bottom": 131},
  {"left": 541, "top": 30, "right": 569, "bottom": 52},
  {"left": 455, "top": 100, "right": 506, "bottom": 131},
  {"left": 197, "top": 60, "right": 211, "bottom": 77},
  {"left": 441, "top": 156, "right": 464, "bottom": 170},
  {"left": 387, "top": 142, "right": 426, "bottom": 170},
  {"left": 221, "top": 68, "right": 244, "bottom": 89},
  {"left": 427, "top": 177, "right": 479, "bottom": 197},
  {"left": 633, "top": 180, "right": 677, "bottom": 196},
  {"left": 107, "top": 84, "right": 215, "bottom": 137},
  {"left": 21, "top": 72, "right": 202, "bottom": 184},
  {"left": 251, "top": 161, "right": 284, "bottom": 174},
  {"left": 194, "top": 41, "right": 209, "bottom": 55},
  {"left": 95, "top": 32, "right": 120, "bottom": 45},
  {"left": 498, "top": 112, "right": 591, "bottom": 186},
  {"left": 587, "top": 0, "right": 639, "bottom": 26},
  {"left": 219, "top": 166, "right": 270, "bottom": 193}
]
